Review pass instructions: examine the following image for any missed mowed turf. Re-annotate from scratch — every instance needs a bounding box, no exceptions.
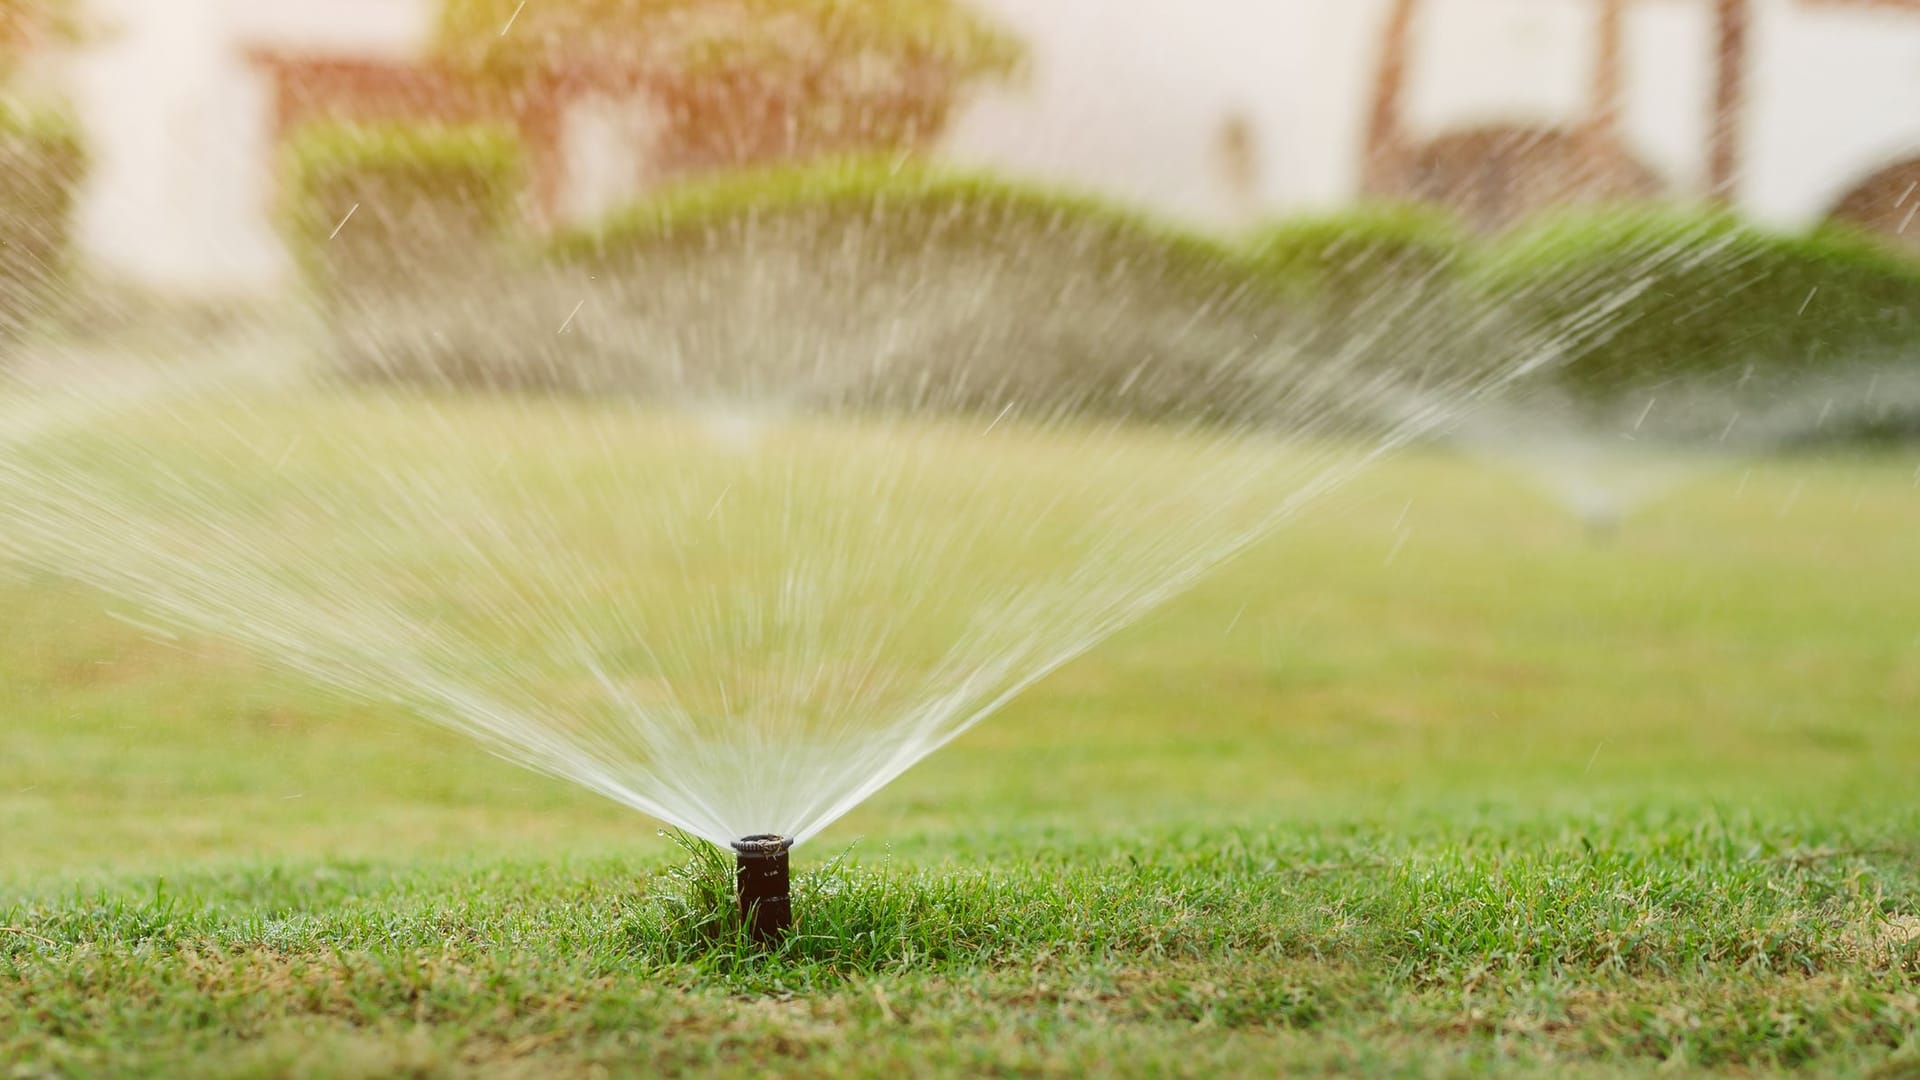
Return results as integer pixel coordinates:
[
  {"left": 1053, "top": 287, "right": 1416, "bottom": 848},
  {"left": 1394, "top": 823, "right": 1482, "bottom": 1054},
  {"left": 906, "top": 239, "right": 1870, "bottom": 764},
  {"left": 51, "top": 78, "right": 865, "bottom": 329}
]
[{"left": 2, "top": 404, "right": 1917, "bottom": 1077}]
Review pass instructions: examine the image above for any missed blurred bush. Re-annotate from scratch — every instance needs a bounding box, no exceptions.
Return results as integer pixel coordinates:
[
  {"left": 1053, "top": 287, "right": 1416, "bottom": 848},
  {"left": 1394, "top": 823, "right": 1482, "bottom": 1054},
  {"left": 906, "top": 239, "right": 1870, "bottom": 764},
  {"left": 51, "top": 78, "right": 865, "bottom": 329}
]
[
  {"left": 281, "top": 137, "right": 1917, "bottom": 441},
  {"left": 281, "top": 122, "right": 529, "bottom": 386},
  {"left": 537, "top": 157, "right": 1319, "bottom": 420},
  {"left": 1248, "top": 204, "right": 1468, "bottom": 297},
  {"left": 1242, "top": 205, "right": 1514, "bottom": 403},
  {"left": 1480, "top": 208, "right": 1920, "bottom": 401},
  {"left": 0, "top": 103, "right": 84, "bottom": 352}
]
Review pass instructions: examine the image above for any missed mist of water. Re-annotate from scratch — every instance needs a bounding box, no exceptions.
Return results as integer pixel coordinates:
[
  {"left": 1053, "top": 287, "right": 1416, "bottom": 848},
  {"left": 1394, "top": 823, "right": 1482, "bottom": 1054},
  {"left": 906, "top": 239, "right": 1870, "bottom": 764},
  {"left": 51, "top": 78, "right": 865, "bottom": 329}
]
[
  {"left": 4, "top": 160, "right": 1910, "bottom": 848},
  {"left": 0, "top": 194, "right": 1601, "bottom": 847},
  {"left": 1450, "top": 359, "right": 1920, "bottom": 531}
]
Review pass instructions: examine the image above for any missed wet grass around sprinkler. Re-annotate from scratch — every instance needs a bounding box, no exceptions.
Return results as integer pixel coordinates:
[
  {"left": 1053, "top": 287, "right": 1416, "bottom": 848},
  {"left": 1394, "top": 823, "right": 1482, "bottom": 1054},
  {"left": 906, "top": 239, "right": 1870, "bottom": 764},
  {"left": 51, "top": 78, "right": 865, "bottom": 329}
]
[
  {"left": 2, "top": 443, "right": 1918, "bottom": 1076},
  {"left": 4, "top": 819, "right": 1919, "bottom": 1077}
]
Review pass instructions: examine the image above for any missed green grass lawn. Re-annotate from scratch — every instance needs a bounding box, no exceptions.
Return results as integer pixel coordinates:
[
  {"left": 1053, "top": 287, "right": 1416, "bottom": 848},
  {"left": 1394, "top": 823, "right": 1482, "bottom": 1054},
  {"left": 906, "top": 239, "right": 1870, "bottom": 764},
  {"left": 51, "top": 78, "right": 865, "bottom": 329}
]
[{"left": 2, "top": 400, "right": 1918, "bottom": 1077}]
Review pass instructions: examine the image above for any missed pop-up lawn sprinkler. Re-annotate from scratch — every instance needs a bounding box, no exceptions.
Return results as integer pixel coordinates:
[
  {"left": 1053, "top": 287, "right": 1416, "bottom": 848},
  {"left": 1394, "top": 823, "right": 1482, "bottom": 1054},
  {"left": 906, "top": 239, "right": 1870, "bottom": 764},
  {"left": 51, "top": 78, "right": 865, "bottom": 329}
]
[{"left": 731, "top": 835, "right": 793, "bottom": 944}]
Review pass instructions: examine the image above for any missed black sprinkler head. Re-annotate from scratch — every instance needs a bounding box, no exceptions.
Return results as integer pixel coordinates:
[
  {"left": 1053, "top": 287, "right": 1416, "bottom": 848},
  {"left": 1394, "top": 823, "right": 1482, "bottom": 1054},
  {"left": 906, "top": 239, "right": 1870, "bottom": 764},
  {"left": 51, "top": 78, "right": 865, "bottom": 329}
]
[{"left": 730, "top": 834, "right": 793, "bottom": 944}]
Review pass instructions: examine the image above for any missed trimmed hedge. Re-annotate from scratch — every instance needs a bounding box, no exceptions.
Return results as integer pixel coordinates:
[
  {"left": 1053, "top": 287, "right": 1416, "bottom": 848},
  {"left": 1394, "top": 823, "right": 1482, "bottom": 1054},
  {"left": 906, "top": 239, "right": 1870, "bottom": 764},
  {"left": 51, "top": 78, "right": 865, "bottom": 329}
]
[
  {"left": 1247, "top": 204, "right": 1470, "bottom": 297},
  {"left": 0, "top": 103, "right": 85, "bottom": 350},
  {"left": 535, "top": 157, "right": 1334, "bottom": 419},
  {"left": 281, "top": 123, "right": 531, "bottom": 386},
  {"left": 552, "top": 157, "right": 1245, "bottom": 287},
  {"left": 283, "top": 122, "right": 522, "bottom": 289},
  {"left": 285, "top": 139, "right": 1917, "bottom": 442},
  {"left": 1478, "top": 208, "right": 1920, "bottom": 401},
  {"left": 1241, "top": 205, "right": 1509, "bottom": 399}
]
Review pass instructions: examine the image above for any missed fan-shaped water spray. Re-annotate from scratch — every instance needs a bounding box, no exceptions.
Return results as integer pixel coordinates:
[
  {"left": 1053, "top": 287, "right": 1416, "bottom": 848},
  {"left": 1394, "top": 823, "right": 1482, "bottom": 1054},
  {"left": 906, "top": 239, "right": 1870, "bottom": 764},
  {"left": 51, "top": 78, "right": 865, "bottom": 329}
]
[
  {"left": 1452, "top": 361, "right": 1920, "bottom": 536},
  {"left": 1431, "top": 208, "right": 1920, "bottom": 535},
  {"left": 0, "top": 181, "right": 1578, "bottom": 853}
]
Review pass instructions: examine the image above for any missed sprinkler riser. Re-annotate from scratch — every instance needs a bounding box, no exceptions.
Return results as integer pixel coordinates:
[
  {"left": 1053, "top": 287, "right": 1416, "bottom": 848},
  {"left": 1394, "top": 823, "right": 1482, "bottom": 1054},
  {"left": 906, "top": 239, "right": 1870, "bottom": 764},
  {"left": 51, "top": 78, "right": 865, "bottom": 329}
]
[{"left": 731, "top": 835, "right": 793, "bottom": 944}]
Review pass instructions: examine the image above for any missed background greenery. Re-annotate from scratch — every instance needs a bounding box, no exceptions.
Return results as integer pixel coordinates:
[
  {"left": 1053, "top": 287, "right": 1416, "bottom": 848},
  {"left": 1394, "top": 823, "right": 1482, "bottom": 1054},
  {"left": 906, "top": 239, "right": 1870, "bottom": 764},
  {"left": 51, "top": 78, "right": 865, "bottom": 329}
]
[
  {"left": 274, "top": 139, "right": 1920, "bottom": 442},
  {"left": 1479, "top": 209, "right": 1920, "bottom": 400},
  {"left": 0, "top": 102, "right": 83, "bottom": 348}
]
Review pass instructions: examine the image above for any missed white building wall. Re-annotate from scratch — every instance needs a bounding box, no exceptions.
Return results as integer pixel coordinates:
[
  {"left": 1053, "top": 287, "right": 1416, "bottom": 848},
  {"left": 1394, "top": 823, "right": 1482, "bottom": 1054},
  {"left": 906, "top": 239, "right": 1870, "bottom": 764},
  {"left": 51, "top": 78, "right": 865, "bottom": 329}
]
[
  {"left": 1622, "top": 1, "right": 1715, "bottom": 196},
  {"left": 1746, "top": 0, "right": 1920, "bottom": 224},
  {"left": 949, "top": 0, "right": 1617, "bottom": 220},
  {"left": 64, "top": 0, "right": 430, "bottom": 292},
  {"left": 1285, "top": 3, "right": 1393, "bottom": 207},
  {"left": 944, "top": 0, "right": 1327, "bottom": 225},
  {"left": 953, "top": 0, "right": 1920, "bottom": 229},
  {"left": 1403, "top": 0, "right": 1593, "bottom": 136}
]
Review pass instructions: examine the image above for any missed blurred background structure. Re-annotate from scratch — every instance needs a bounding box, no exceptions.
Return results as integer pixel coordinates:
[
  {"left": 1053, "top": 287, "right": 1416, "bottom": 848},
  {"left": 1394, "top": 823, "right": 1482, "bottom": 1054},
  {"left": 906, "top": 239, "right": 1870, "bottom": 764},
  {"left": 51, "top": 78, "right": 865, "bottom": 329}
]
[{"left": 5, "top": 0, "right": 1920, "bottom": 293}]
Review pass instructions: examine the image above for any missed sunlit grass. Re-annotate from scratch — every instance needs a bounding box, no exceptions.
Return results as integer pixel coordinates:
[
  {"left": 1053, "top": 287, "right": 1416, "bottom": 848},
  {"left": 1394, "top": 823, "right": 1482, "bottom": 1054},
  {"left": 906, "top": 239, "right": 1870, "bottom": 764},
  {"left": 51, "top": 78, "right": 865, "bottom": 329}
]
[
  {"left": 5, "top": 819, "right": 1917, "bottom": 1075},
  {"left": 1, "top": 400, "right": 1917, "bottom": 1075}
]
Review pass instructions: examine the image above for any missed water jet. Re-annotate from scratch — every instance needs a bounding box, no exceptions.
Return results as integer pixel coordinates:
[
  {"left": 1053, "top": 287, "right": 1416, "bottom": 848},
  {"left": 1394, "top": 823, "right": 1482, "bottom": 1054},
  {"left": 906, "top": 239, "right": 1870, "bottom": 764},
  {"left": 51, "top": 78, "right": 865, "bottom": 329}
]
[
  {"left": 731, "top": 834, "right": 793, "bottom": 944},
  {"left": 0, "top": 177, "right": 1547, "bottom": 860}
]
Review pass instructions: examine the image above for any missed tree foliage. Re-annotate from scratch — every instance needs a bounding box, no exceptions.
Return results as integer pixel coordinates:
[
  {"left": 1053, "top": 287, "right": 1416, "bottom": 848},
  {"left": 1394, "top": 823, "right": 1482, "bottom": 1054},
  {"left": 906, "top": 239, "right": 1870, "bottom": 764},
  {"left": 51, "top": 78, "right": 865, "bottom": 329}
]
[
  {"left": 0, "top": 0, "right": 74, "bottom": 81},
  {"left": 434, "top": 0, "right": 1025, "bottom": 164},
  {"left": 435, "top": 0, "right": 1024, "bottom": 87}
]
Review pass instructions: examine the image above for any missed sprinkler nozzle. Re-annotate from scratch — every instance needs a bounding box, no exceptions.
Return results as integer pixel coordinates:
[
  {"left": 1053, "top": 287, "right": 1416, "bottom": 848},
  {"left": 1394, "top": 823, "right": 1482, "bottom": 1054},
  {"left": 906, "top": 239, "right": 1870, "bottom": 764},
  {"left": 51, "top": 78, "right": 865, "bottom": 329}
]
[{"left": 730, "top": 835, "right": 793, "bottom": 944}]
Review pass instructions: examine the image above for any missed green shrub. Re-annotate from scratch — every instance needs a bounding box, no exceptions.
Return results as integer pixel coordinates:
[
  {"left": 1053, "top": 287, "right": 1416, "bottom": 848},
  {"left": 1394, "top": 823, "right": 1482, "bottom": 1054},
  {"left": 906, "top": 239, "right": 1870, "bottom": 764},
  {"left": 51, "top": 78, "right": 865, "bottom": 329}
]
[
  {"left": 1479, "top": 207, "right": 1920, "bottom": 404},
  {"left": 281, "top": 122, "right": 529, "bottom": 384},
  {"left": 282, "top": 122, "right": 522, "bottom": 290},
  {"left": 335, "top": 160, "right": 1528, "bottom": 429},
  {"left": 0, "top": 103, "right": 86, "bottom": 349},
  {"left": 1247, "top": 204, "right": 1471, "bottom": 297},
  {"left": 553, "top": 157, "right": 1243, "bottom": 289},
  {"left": 538, "top": 157, "right": 1327, "bottom": 420},
  {"left": 1242, "top": 205, "right": 1509, "bottom": 401},
  {"left": 297, "top": 148, "right": 1920, "bottom": 443}
]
